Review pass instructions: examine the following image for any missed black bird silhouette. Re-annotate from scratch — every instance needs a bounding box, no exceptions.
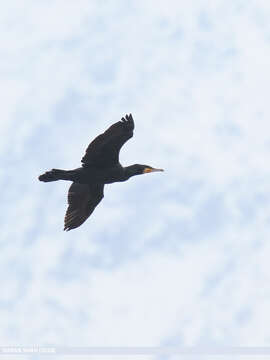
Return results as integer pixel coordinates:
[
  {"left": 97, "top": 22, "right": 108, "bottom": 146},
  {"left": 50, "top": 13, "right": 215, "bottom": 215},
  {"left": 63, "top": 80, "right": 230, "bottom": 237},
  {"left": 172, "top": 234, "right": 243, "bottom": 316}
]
[{"left": 39, "top": 114, "right": 164, "bottom": 231}]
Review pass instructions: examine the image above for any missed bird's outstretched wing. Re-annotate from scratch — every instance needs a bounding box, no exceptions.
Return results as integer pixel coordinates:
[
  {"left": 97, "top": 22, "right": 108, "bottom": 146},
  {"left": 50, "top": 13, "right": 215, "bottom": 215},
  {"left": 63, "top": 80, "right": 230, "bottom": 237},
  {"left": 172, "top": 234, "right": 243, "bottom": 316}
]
[
  {"left": 81, "top": 114, "right": 134, "bottom": 168},
  {"left": 64, "top": 182, "right": 104, "bottom": 231}
]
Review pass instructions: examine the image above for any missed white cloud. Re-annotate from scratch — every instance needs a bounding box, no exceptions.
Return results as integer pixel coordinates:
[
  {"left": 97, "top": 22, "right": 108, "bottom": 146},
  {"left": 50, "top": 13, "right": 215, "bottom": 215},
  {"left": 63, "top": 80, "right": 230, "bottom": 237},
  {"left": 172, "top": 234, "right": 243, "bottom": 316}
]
[{"left": 1, "top": 1, "right": 270, "bottom": 358}]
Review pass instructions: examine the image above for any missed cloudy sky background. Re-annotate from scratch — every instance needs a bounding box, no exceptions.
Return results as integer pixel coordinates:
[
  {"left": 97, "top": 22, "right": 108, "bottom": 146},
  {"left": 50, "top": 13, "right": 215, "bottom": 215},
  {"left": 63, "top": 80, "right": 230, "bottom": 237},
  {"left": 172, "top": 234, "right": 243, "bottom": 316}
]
[{"left": 1, "top": 0, "right": 270, "bottom": 359}]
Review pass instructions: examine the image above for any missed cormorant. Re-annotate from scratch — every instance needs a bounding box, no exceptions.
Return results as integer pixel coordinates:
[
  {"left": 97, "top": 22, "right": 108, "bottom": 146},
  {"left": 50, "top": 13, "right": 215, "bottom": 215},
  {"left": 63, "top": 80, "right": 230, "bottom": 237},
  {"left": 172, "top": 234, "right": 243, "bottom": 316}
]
[{"left": 39, "top": 114, "right": 164, "bottom": 231}]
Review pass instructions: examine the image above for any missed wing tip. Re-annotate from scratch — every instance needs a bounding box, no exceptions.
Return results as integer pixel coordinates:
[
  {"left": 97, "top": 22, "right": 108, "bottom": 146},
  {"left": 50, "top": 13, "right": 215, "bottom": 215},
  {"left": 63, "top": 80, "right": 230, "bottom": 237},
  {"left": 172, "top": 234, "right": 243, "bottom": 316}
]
[{"left": 121, "top": 113, "right": 134, "bottom": 130}]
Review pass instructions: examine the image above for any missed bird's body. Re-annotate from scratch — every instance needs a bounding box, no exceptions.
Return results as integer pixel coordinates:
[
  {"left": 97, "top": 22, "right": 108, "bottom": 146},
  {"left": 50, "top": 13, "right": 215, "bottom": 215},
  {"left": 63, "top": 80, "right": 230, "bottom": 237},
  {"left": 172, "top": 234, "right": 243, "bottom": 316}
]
[{"left": 39, "top": 114, "right": 163, "bottom": 231}]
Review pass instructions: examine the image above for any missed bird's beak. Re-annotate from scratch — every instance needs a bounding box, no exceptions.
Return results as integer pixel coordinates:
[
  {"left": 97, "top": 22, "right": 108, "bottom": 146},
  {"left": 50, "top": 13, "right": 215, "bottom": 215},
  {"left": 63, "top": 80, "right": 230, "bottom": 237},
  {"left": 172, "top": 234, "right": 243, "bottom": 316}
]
[{"left": 143, "top": 167, "right": 164, "bottom": 173}]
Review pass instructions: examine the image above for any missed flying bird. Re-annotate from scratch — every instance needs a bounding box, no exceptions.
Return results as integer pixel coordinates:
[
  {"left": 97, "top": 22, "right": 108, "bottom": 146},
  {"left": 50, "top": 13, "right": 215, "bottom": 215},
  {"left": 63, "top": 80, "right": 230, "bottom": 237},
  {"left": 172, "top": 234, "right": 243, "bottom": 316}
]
[{"left": 39, "top": 114, "right": 164, "bottom": 231}]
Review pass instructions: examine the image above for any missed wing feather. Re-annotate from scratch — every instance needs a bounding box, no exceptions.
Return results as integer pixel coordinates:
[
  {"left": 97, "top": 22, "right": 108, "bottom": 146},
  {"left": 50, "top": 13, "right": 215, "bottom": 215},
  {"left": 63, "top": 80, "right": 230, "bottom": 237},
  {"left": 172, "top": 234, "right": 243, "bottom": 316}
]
[
  {"left": 64, "top": 182, "right": 104, "bottom": 231},
  {"left": 81, "top": 114, "right": 134, "bottom": 168}
]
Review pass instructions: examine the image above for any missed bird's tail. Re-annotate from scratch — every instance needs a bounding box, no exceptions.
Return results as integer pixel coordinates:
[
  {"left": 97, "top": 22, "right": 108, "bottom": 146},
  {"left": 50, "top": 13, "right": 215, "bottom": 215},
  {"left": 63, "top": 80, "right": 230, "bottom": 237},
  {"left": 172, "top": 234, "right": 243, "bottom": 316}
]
[{"left": 38, "top": 169, "right": 68, "bottom": 182}]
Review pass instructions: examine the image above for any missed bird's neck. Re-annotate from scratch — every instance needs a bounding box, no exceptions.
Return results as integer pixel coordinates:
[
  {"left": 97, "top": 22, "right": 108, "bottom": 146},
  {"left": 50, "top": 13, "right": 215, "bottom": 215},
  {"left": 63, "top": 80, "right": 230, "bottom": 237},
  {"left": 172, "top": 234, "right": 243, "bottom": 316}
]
[{"left": 123, "top": 165, "right": 139, "bottom": 180}]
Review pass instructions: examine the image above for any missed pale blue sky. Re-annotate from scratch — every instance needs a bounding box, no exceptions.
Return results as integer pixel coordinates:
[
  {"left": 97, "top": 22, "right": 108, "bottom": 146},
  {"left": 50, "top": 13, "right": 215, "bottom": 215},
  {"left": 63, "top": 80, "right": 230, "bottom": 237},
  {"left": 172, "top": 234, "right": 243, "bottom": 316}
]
[{"left": 1, "top": 1, "right": 270, "bottom": 359}]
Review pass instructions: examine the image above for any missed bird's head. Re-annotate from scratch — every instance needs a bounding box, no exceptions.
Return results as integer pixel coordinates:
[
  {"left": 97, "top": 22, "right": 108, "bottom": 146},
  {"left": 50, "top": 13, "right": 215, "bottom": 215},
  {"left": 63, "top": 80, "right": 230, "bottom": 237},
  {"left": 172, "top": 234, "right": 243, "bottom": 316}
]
[{"left": 126, "top": 164, "right": 164, "bottom": 177}]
